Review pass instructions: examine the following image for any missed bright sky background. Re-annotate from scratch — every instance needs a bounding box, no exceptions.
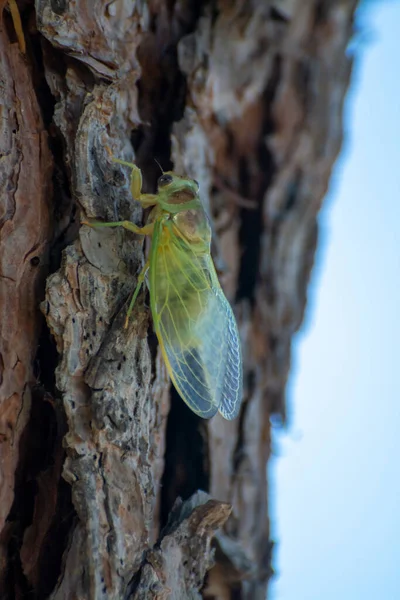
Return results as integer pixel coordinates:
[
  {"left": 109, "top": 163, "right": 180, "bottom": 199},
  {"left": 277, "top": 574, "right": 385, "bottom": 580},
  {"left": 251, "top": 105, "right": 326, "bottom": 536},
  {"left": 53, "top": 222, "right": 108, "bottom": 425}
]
[{"left": 269, "top": 3, "right": 400, "bottom": 599}]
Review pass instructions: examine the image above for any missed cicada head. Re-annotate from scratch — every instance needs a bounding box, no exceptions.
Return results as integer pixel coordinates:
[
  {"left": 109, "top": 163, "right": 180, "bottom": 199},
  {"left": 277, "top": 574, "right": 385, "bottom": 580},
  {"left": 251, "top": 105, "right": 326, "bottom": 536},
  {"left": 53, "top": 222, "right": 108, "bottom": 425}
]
[
  {"left": 156, "top": 171, "right": 211, "bottom": 247},
  {"left": 156, "top": 172, "right": 202, "bottom": 213}
]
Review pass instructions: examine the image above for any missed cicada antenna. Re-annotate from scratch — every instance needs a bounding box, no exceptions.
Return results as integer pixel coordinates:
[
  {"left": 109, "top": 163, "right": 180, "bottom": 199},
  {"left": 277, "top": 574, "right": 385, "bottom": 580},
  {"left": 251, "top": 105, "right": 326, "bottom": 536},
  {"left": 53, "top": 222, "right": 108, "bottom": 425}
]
[{"left": 154, "top": 158, "right": 164, "bottom": 175}]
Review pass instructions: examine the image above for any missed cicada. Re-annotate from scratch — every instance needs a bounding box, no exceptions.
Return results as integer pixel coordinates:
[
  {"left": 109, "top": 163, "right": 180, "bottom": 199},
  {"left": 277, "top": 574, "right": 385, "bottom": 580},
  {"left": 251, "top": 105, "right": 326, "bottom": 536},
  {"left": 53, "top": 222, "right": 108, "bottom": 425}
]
[{"left": 82, "top": 157, "right": 243, "bottom": 419}]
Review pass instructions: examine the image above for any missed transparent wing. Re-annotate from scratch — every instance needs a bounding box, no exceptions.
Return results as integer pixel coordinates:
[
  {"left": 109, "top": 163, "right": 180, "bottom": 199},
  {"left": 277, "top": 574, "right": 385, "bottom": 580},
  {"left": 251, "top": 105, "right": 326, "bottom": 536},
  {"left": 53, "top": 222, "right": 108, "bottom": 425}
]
[{"left": 150, "top": 229, "right": 242, "bottom": 420}]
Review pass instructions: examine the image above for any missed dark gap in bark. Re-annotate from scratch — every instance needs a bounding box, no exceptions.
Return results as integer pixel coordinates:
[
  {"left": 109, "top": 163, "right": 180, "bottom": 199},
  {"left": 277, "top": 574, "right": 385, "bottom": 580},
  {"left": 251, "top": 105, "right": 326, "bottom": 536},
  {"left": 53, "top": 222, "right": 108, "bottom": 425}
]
[
  {"left": 1, "top": 10, "right": 77, "bottom": 596},
  {"left": 134, "top": 0, "right": 202, "bottom": 187},
  {"left": 283, "top": 170, "right": 301, "bottom": 216},
  {"left": 166, "top": 0, "right": 176, "bottom": 15},
  {"left": 5, "top": 484, "right": 36, "bottom": 598},
  {"left": 236, "top": 55, "right": 281, "bottom": 305},
  {"left": 232, "top": 402, "right": 247, "bottom": 475},
  {"left": 236, "top": 158, "right": 263, "bottom": 305},
  {"left": 2, "top": 6, "right": 22, "bottom": 47},
  {"left": 45, "top": 134, "right": 76, "bottom": 280},
  {"left": 126, "top": 566, "right": 142, "bottom": 598},
  {"left": 4, "top": 531, "right": 33, "bottom": 599},
  {"left": 269, "top": 170, "right": 302, "bottom": 276},
  {"left": 134, "top": 42, "right": 185, "bottom": 189},
  {"left": 314, "top": 0, "right": 329, "bottom": 26},
  {"left": 159, "top": 388, "right": 209, "bottom": 530},
  {"left": 170, "top": 0, "right": 204, "bottom": 40},
  {"left": 209, "top": 0, "right": 220, "bottom": 27},
  {"left": 29, "top": 34, "right": 75, "bottom": 272},
  {"left": 20, "top": 500, "right": 75, "bottom": 599},
  {"left": 231, "top": 588, "right": 244, "bottom": 600},
  {"left": 35, "top": 489, "right": 76, "bottom": 599},
  {"left": 295, "top": 59, "right": 311, "bottom": 113},
  {"left": 269, "top": 7, "right": 289, "bottom": 23},
  {"left": 49, "top": 166, "right": 75, "bottom": 267},
  {"left": 25, "top": 392, "right": 74, "bottom": 600},
  {"left": 4, "top": 386, "right": 73, "bottom": 599},
  {"left": 146, "top": 329, "right": 159, "bottom": 385},
  {"left": 131, "top": 2, "right": 209, "bottom": 533},
  {"left": 232, "top": 372, "right": 253, "bottom": 473},
  {"left": 262, "top": 53, "right": 282, "bottom": 136},
  {"left": 31, "top": 13, "right": 71, "bottom": 399},
  {"left": 236, "top": 141, "right": 275, "bottom": 305},
  {"left": 24, "top": 387, "right": 59, "bottom": 476},
  {"left": 130, "top": 125, "right": 146, "bottom": 159},
  {"left": 29, "top": 22, "right": 56, "bottom": 129},
  {"left": 34, "top": 321, "right": 59, "bottom": 403}
]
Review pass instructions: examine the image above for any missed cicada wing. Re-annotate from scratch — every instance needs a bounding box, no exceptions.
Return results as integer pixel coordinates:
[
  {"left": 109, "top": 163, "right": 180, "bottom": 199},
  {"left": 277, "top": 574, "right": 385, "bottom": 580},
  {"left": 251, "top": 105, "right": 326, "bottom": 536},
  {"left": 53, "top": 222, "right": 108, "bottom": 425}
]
[
  {"left": 188, "top": 285, "right": 242, "bottom": 420},
  {"left": 159, "top": 333, "right": 220, "bottom": 419},
  {"left": 213, "top": 291, "right": 242, "bottom": 420},
  {"left": 151, "top": 236, "right": 242, "bottom": 420}
]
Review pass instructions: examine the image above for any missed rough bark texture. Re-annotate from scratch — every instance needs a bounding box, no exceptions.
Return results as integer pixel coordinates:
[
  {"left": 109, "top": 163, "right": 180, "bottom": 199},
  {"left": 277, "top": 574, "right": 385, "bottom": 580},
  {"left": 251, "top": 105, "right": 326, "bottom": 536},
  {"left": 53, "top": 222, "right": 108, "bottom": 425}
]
[{"left": 0, "top": 1, "right": 358, "bottom": 599}]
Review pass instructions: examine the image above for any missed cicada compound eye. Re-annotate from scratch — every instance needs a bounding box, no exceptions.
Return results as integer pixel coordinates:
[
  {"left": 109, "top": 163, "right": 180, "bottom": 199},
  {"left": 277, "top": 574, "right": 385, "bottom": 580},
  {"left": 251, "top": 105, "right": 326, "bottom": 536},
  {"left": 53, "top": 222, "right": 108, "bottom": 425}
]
[{"left": 158, "top": 174, "right": 173, "bottom": 187}]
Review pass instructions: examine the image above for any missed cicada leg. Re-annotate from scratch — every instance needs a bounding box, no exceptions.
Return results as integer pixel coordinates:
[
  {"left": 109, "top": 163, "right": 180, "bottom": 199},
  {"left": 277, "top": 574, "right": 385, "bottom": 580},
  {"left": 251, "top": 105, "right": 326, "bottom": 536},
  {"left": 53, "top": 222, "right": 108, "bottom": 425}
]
[
  {"left": 8, "top": 0, "right": 26, "bottom": 54},
  {"left": 81, "top": 219, "right": 153, "bottom": 327},
  {"left": 81, "top": 219, "right": 154, "bottom": 236},
  {"left": 110, "top": 157, "right": 143, "bottom": 199},
  {"left": 106, "top": 150, "right": 157, "bottom": 207},
  {"left": 124, "top": 259, "right": 150, "bottom": 329}
]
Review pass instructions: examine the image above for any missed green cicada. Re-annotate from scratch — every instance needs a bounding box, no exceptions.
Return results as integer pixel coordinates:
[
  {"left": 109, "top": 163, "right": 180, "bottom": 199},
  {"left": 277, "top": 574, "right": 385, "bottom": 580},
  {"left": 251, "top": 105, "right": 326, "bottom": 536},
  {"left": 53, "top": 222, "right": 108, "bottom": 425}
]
[{"left": 83, "top": 157, "right": 243, "bottom": 420}]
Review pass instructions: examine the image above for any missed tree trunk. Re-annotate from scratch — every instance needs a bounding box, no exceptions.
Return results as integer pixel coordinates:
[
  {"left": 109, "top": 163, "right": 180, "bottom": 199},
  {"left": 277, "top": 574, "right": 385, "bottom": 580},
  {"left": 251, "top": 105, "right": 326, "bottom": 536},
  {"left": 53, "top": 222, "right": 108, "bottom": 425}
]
[{"left": 0, "top": 1, "right": 358, "bottom": 598}]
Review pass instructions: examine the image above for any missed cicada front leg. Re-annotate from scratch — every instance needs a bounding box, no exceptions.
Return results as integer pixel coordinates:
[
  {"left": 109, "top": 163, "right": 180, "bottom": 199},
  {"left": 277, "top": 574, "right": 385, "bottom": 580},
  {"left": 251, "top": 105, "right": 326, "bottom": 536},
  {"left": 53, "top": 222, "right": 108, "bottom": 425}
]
[{"left": 106, "top": 150, "right": 157, "bottom": 208}]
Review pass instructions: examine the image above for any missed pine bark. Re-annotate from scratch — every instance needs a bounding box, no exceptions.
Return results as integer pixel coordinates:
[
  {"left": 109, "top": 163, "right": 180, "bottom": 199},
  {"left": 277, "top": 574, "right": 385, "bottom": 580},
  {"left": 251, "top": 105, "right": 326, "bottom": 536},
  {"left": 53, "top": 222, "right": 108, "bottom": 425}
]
[{"left": 0, "top": 1, "right": 358, "bottom": 598}]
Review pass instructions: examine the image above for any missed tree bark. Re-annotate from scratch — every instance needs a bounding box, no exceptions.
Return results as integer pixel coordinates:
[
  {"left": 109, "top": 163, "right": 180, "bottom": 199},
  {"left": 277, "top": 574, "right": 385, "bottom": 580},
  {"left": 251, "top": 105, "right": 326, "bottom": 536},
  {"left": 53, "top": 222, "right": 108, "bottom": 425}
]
[{"left": 0, "top": 1, "right": 358, "bottom": 598}]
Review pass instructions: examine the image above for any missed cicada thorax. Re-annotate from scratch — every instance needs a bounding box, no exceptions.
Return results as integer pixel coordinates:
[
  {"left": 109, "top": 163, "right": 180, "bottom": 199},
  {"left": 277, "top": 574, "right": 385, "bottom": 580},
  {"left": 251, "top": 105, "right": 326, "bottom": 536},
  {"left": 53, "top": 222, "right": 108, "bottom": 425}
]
[{"left": 172, "top": 205, "right": 212, "bottom": 247}]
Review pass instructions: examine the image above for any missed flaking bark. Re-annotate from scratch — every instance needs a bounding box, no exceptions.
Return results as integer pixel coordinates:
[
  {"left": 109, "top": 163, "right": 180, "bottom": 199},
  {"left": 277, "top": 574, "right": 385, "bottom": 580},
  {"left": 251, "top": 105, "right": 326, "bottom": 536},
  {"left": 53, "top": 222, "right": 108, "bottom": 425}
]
[{"left": 0, "top": 1, "right": 358, "bottom": 598}]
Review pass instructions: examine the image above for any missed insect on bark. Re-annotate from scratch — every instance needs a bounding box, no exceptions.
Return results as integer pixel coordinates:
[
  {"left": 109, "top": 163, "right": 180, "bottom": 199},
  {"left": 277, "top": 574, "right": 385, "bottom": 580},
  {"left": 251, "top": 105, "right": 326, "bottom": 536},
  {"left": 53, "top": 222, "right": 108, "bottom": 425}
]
[{"left": 82, "top": 156, "right": 243, "bottom": 420}]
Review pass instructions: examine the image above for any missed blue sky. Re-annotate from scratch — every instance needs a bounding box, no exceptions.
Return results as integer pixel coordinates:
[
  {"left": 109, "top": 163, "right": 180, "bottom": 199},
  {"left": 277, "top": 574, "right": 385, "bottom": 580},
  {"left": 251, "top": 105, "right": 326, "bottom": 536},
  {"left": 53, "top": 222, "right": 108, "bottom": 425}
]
[{"left": 270, "top": 3, "right": 400, "bottom": 599}]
